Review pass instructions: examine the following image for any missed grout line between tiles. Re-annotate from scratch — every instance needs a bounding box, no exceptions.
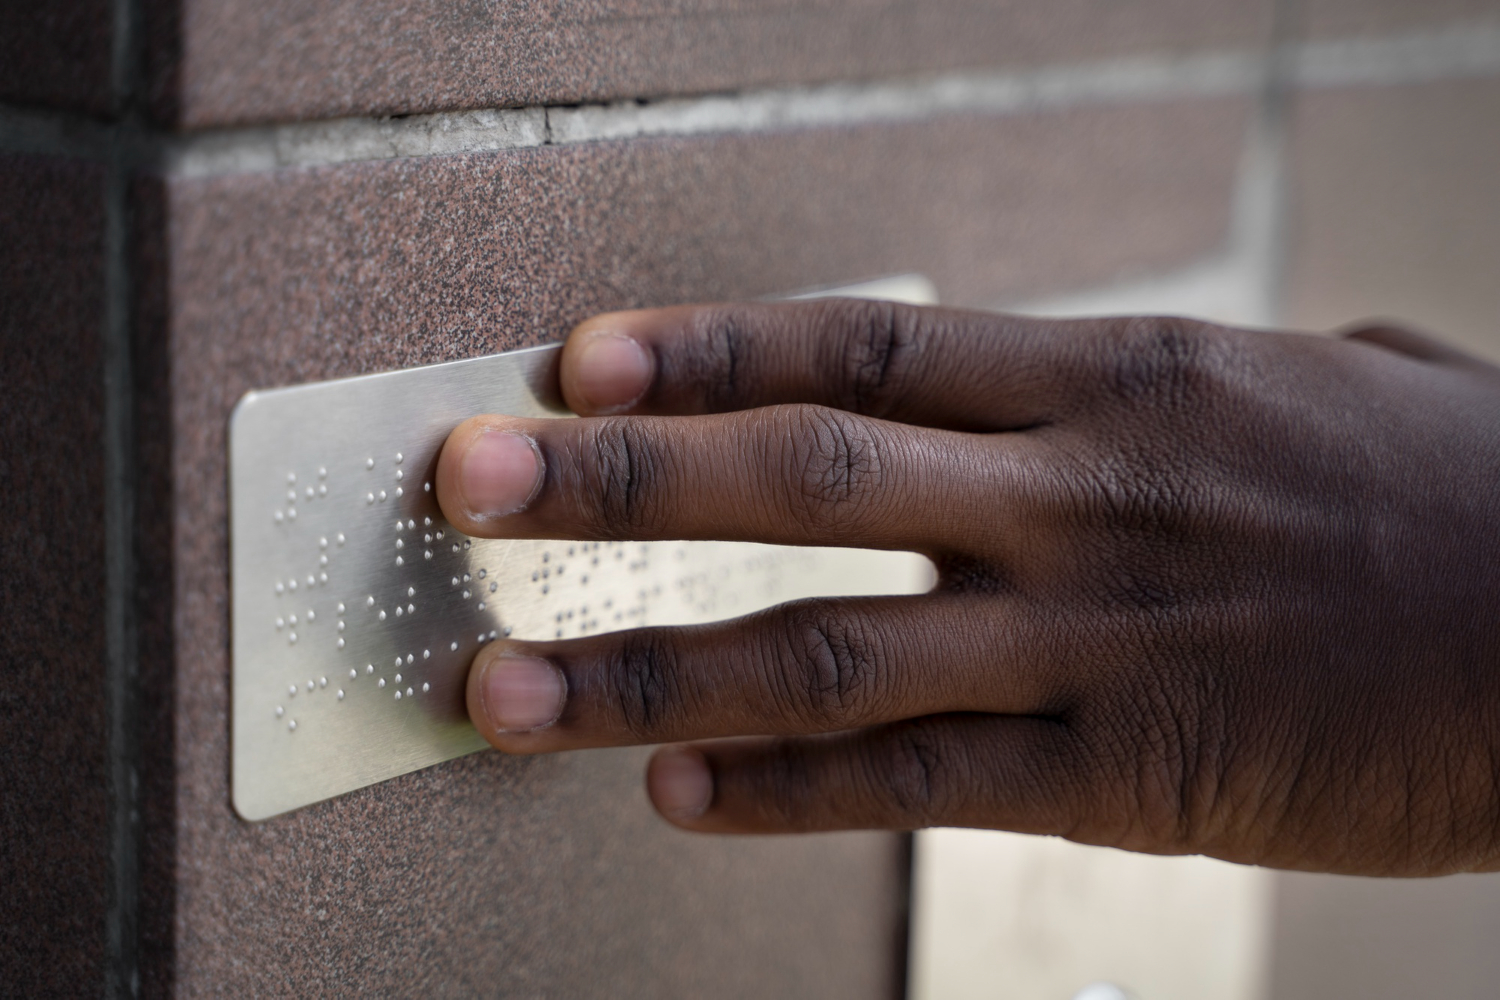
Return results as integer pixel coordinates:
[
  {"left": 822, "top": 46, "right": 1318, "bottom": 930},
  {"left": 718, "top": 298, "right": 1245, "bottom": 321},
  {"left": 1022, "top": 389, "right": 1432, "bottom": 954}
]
[
  {"left": 4, "top": 18, "right": 1500, "bottom": 176},
  {"left": 103, "top": 0, "right": 143, "bottom": 993}
]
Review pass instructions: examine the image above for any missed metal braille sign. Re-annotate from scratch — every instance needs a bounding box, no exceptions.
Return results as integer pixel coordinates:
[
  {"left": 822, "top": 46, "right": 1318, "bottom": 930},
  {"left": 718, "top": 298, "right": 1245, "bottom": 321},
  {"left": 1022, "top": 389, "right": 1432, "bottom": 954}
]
[{"left": 230, "top": 279, "right": 936, "bottom": 820}]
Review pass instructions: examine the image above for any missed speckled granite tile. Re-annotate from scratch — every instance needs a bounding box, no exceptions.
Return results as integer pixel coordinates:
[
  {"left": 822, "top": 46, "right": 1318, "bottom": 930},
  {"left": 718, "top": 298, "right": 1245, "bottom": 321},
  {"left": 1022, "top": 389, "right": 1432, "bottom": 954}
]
[
  {"left": 1301, "top": 0, "right": 1500, "bottom": 39},
  {"left": 147, "top": 0, "right": 1272, "bottom": 128},
  {"left": 140, "top": 105, "right": 1244, "bottom": 993},
  {"left": 1285, "top": 80, "right": 1500, "bottom": 361},
  {"left": 0, "top": 153, "right": 109, "bottom": 994},
  {"left": 0, "top": 0, "right": 114, "bottom": 115}
]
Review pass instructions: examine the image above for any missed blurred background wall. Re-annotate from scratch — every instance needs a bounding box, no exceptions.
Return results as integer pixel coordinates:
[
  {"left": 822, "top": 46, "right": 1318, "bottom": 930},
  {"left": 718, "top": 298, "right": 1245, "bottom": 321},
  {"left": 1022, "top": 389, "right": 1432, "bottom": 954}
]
[{"left": 3, "top": 0, "right": 1498, "bottom": 996}]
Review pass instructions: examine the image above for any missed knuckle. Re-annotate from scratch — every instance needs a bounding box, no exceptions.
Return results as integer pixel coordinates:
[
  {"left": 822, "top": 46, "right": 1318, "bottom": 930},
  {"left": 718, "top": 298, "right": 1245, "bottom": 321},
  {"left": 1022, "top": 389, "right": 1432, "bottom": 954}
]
[
  {"left": 601, "top": 631, "right": 683, "bottom": 739},
  {"left": 774, "top": 604, "right": 885, "bottom": 726},
  {"left": 878, "top": 724, "right": 952, "bottom": 822},
  {"left": 779, "top": 406, "right": 884, "bottom": 531},
  {"left": 824, "top": 299, "right": 930, "bottom": 417},
  {"left": 1099, "top": 316, "right": 1221, "bottom": 407},
  {"left": 573, "top": 419, "right": 669, "bottom": 533},
  {"left": 683, "top": 307, "right": 756, "bottom": 409}
]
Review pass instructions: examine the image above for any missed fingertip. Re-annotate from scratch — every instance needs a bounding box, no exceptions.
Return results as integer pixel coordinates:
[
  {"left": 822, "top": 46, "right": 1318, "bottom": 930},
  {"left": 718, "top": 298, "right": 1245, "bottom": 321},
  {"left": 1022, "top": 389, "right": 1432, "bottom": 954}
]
[
  {"left": 647, "top": 745, "right": 715, "bottom": 825},
  {"left": 561, "top": 323, "right": 656, "bottom": 415},
  {"left": 435, "top": 416, "right": 543, "bottom": 532},
  {"left": 466, "top": 644, "right": 567, "bottom": 747}
]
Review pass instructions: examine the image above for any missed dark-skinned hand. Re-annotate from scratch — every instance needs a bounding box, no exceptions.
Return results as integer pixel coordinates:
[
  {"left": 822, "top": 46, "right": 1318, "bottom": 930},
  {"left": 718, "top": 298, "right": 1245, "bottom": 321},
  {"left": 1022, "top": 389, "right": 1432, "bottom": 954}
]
[{"left": 434, "top": 300, "right": 1500, "bottom": 877}]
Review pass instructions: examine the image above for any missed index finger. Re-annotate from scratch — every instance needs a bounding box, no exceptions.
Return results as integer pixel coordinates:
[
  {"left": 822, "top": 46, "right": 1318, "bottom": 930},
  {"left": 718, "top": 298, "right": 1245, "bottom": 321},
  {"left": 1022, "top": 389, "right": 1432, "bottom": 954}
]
[{"left": 558, "top": 300, "right": 1104, "bottom": 432}]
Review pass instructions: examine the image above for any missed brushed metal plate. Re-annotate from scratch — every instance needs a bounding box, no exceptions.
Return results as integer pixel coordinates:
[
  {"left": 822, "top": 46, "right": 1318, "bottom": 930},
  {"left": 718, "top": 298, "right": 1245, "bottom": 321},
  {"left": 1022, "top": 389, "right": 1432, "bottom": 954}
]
[{"left": 231, "top": 278, "right": 935, "bottom": 820}]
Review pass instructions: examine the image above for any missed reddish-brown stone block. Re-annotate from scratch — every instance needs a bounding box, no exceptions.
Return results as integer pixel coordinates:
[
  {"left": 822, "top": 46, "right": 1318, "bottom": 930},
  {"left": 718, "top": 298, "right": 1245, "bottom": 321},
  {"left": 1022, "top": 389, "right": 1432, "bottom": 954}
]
[
  {"left": 0, "top": 153, "right": 110, "bottom": 994},
  {"left": 135, "top": 102, "right": 1245, "bottom": 992},
  {"left": 1284, "top": 80, "right": 1500, "bottom": 360},
  {"left": 147, "top": 0, "right": 1272, "bottom": 128},
  {"left": 0, "top": 0, "right": 114, "bottom": 115},
  {"left": 1302, "top": 0, "right": 1500, "bottom": 40}
]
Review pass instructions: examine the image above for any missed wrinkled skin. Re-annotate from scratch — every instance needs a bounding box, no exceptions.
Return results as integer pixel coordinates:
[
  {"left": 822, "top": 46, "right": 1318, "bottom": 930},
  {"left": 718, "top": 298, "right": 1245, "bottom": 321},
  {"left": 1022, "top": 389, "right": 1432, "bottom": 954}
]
[{"left": 435, "top": 300, "right": 1500, "bottom": 876}]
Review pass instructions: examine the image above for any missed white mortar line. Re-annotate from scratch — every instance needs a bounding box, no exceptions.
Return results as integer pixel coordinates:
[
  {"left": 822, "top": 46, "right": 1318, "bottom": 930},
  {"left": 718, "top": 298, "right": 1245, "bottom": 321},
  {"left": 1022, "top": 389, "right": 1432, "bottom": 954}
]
[
  {"left": 1296, "top": 18, "right": 1500, "bottom": 89},
  {"left": 5, "top": 18, "right": 1499, "bottom": 173}
]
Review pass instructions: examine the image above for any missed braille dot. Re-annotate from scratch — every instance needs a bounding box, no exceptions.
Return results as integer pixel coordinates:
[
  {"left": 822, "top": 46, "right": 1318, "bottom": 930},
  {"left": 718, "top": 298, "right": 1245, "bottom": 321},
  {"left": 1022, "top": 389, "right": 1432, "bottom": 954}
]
[
  {"left": 319, "top": 466, "right": 327, "bottom": 478},
  {"left": 395, "top": 538, "right": 405, "bottom": 549},
  {"left": 366, "top": 664, "right": 374, "bottom": 674},
  {"left": 366, "top": 595, "right": 374, "bottom": 607},
  {"left": 395, "top": 487, "right": 403, "bottom": 497},
  {"left": 378, "top": 678, "right": 386, "bottom": 688},
  {"left": 394, "top": 657, "right": 402, "bottom": 667},
  {"left": 276, "top": 706, "right": 284, "bottom": 717},
  {"left": 318, "top": 484, "right": 327, "bottom": 496},
  {"left": 319, "top": 676, "right": 327, "bottom": 687},
  {"left": 366, "top": 457, "right": 375, "bottom": 469},
  {"left": 478, "top": 569, "right": 487, "bottom": 579},
  {"left": 337, "top": 690, "right": 345, "bottom": 700},
  {"left": 407, "top": 603, "right": 415, "bottom": 614},
  {"left": 489, "top": 582, "right": 497, "bottom": 593},
  {"left": 276, "top": 617, "right": 285, "bottom": 629},
  {"left": 407, "top": 586, "right": 415, "bottom": 598},
  {"left": 395, "top": 452, "right": 404, "bottom": 464},
  {"left": 476, "top": 633, "right": 485, "bottom": 643},
  {"left": 305, "top": 486, "right": 314, "bottom": 499},
  {"left": 306, "top": 610, "right": 315, "bottom": 622},
  {"left": 450, "top": 641, "right": 459, "bottom": 651},
  {"left": 423, "top": 649, "right": 431, "bottom": 659},
  {"left": 288, "top": 720, "right": 297, "bottom": 731},
  {"left": 289, "top": 614, "right": 298, "bottom": 625},
  {"left": 337, "top": 602, "right": 345, "bottom": 614},
  {"left": 541, "top": 585, "right": 549, "bottom": 594},
  {"left": 422, "top": 683, "right": 430, "bottom": 693},
  {"left": 395, "top": 690, "right": 402, "bottom": 700},
  {"left": 378, "top": 490, "right": 387, "bottom": 501},
  {"left": 451, "top": 544, "right": 459, "bottom": 553},
  {"left": 366, "top": 493, "right": 374, "bottom": 504},
  {"left": 274, "top": 511, "right": 284, "bottom": 523},
  {"left": 336, "top": 620, "right": 345, "bottom": 631},
  {"left": 463, "top": 573, "right": 471, "bottom": 582},
  {"left": 477, "top": 602, "right": 486, "bottom": 612},
  {"left": 395, "top": 673, "right": 402, "bottom": 683},
  {"left": 286, "top": 489, "right": 296, "bottom": 503},
  {"left": 406, "top": 687, "right": 413, "bottom": 697},
  {"left": 319, "top": 555, "right": 328, "bottom": 566},
  {"left": 287, "top": 508, "right": 297, "bottom": 520},
  {"left": 288, "top": 472, "right": 297, "bottom": 484},
  {"left": 319, "top": 536, "right": 328, "bottom": 549},
  {"left": 395, "top": 606, "right": 403, "bottom": 617},
  {"left": 307, "top": 575, "right": 316, "bottom": 587},
  {"left": 451, "top": 577, "right": 459, "bottom": 586},
  {"left": 462, "top": 590, "right": 471, "bottom": 599},
  {"left": 435, "top": 530, "right": 445, "bottom": 541},
  {"left": 464, "top": 540, "right": 471, "bottom": 550},
  {"left": 350, "top": 668, "right": 357, "bottom": 679},
  {"left": 424, "top": 533, "right": 432, "bottom": 543},
  {"left": 503, "top": 626, "right": 513, "bottom": 636},
  {"left": 395, "top": 556, "right": 404, "bottom": 567},
  {"left": 320, "top": 573, "right": 328, "bottom": 585},
  {"left": 425, "top": 550, "right": 433, "bottom": 560},
  {"left": 406, "top": 653, "right": 414, "bottom": 665},
  {"left": 424, "top": 517, "right": 432, "bottom": 527},
  {"left": 289, "top": 685, "right": 297, "bottom": 697},
  {"left": 307, "top": 680, "right": 315, "bottom": 691},
  {"left": 336, "top": 637, "right": 345, "bottom": 649},
  {"left": 424, "top": 482, "right": 431, "bottom": 492},
  {"left": 378, "top": 610, "right": 386, "bottom": 620},
  {"left": 407, "top": 520, "right": 414, "bottom": 530},
  {"left": 489, "top": 630, "right": 498, "bottom": 640},
  {"left": 395, "top": 469, "right": 404, "bottom": 481},
  {"left": 337, "top": 533, "right": 346, "bottom": 545}
]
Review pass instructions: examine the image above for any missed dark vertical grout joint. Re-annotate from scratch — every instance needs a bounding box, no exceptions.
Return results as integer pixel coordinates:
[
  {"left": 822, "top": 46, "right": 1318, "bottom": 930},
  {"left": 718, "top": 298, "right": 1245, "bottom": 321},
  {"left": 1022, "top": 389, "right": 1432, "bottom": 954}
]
[{"left": 104, "top": 0, "right": 145, "bottom": 994}]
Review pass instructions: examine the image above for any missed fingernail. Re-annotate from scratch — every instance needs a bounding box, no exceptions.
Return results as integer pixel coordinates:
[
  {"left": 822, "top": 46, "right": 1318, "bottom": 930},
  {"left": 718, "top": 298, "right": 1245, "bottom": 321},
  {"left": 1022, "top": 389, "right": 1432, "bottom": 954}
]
[
  {"left": 650, "top": 746, "right": 713, "bottom": 820},
  {"left": 459, "top": 429, "right": 541, "bottom": 517},
  {"left": 573, "top": 333, "right": 653, "bottom": 413},
  {"left": 479, "top": 655, "right": 565, "bottom": 733}
]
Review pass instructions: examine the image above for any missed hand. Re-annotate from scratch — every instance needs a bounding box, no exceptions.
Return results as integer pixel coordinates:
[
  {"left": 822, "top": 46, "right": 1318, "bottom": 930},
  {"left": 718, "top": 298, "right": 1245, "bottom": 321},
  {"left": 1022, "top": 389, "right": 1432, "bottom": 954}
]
[{"left": 435, "top": 300, "right": 1500, "bottom": 876}]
